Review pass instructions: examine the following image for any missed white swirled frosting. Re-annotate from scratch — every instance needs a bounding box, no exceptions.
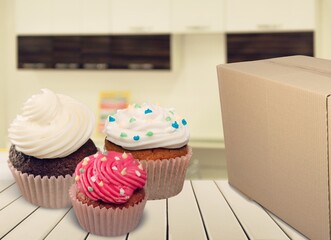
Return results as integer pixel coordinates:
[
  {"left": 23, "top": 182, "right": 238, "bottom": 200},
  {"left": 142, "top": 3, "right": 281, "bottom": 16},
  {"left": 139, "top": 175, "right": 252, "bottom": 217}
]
[
  {"left": 104, "top": 103, "right": 189, "bottom": 150},
  {"left": 8, "top": 89, "right": 94, "bottom": 159}
]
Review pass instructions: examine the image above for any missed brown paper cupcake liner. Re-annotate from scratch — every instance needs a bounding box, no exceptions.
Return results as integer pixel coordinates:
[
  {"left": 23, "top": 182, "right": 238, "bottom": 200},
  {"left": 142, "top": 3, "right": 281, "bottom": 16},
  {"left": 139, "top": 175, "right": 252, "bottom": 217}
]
[
  {"left": 8, "top": 160, "right": 73, "bottom": 208},
  {"left": 140, "top": 146, "right": 192, "bottom": 200},
  {"left": 69, "top": 185, "right": 147, "bottom": 236}
]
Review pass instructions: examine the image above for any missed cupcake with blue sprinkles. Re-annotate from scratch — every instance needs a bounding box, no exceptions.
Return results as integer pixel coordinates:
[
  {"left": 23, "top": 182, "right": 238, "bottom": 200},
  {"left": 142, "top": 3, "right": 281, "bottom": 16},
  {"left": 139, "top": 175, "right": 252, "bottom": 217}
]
[{"left": 104, "top": 103, "right": 192, "bottom": 200}]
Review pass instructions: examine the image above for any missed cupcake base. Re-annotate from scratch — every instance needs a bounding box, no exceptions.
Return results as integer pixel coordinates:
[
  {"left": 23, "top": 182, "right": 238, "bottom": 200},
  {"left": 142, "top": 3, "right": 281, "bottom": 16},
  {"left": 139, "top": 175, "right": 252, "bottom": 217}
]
[
  {"left": 104, "top": 140, "right": 193, "bottom": 200},
  {"left": 8, "top": 161, "right": 73, "bottom": 208},
  {"left": 69, "top": 185, "right": 147, "bottom": 236},
  {"left": 141, "top": 146, "right": 192, "bottom": 200},
  {"left": 104, "top": 138, "right": 189, "bottom": 160}
]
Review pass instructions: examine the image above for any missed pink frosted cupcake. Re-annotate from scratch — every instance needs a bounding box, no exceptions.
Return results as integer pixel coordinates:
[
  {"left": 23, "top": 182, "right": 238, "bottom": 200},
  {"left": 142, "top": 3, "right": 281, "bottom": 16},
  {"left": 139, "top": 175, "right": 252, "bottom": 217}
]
[
  {"left": 8, "top": 89, "right": 97, "bottom": 208},
  {"left": 104, "top": 103, "right": 192, "bottom": 199},
  {"left": 70, "top": 151, "right": 147, "bottom": 236}
]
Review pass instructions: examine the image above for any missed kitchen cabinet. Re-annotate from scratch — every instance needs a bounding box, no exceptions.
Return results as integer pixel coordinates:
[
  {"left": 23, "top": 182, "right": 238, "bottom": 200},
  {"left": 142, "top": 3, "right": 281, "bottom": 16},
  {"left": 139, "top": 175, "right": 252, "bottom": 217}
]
[
  {"left": 81, "top": 0, "right": 111, "bottom": 34},
  {"left": 81, "top": 36, "right": 111, "bottom": 69},
  {"left": 17, "top": 35, "right": 171, "bottom": 70},
  {"left": 15, "top": 0, "right": 315, "bottom": 35},
  {"left": 18, "top": 37, "right": 53, "bottom": 68},
  {"left": 171, "top": 0, "right": 225, "bottom": 33},
  {"left": 109, "top": 35, "right": 170, "bottom": 69},
  {"left": 15, "top": 0, "right": 52, "bottom": 34},
  {"left": 225, "top": 0, "right": 315, "bottom": 33},
  {"left": 51, "top": 0, "right": 82, "bottom": 34},
  {"left": 110, "top": 0, "right": 170, "bottom": 33},
  {"left": 226, "top": 32, "right": 314, "bottom": 63},
  {"left": 16, "top": 0, "right": 111, "bottom": 34},
  {"left": 52, "top": 36, "right": 81, "bottom": 68}
]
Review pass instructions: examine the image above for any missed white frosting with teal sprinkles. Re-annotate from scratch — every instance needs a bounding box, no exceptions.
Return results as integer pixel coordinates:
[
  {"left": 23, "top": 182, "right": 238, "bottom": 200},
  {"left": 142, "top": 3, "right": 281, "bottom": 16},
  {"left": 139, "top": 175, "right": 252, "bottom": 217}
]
[{"left": 104, "top": 103, "right": 189, "bottom": 150}]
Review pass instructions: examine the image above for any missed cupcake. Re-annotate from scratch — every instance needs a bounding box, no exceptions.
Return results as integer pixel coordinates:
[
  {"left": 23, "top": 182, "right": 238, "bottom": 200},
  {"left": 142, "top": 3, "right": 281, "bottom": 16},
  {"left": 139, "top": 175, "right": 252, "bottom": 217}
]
[
  {"left": 8, "top": 89, "right": 97, "bottom": 208},
  {"left": 70, "top": 151, "right": 147, "bottom": 236},
  {"left": 104, "top": 103, "right": 192, "bottom": 199}
]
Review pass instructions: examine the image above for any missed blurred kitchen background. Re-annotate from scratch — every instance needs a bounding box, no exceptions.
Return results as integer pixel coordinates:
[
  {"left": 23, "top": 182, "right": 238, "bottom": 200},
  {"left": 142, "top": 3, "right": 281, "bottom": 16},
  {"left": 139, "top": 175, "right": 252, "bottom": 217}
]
[{"left": 0, "top": 0, "right": 330, "bottom": 179}]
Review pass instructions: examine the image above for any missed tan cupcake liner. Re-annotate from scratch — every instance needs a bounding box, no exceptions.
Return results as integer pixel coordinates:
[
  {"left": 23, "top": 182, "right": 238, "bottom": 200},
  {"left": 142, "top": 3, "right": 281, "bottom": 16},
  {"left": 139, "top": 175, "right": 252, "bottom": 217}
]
[
  {"left": 69, "top": 185, "right": 147, "bottom": 236},
  {"left": 8, "top": 160, "right": 73, "bottom": 208},
  {"left": 140, "top": 146, "right": 192, "bottom": 200}
]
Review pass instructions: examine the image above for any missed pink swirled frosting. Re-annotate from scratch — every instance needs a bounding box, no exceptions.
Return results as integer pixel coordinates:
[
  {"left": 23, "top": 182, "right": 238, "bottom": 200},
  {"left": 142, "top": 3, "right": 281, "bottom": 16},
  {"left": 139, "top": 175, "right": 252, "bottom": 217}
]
[{"left": 74, "top": 151, "right": 146, "bottom": 204}]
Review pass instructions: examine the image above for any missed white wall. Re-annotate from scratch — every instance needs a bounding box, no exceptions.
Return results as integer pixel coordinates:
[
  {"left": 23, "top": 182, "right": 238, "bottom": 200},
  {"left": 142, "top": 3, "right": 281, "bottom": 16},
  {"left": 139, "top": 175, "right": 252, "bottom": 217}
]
[
  {"left": 315, "top": 0, "right": 331, "bottom": 59},
  {"left": 0, "top": 1, "right": 8, "bottom": 148},
  {"left": 2, "top": 0, "right": 224, "bottom": 148}
]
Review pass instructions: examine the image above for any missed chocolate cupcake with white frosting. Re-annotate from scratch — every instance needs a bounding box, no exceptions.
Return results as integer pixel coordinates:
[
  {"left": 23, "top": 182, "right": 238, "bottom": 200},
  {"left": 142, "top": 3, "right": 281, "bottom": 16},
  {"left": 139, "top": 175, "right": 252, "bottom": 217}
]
[
  {"left": 104, "top": 103, "right": 192, "bottom": 199},
  {"left": 8, "top": 89, "right": 97, "bottom": 208}
]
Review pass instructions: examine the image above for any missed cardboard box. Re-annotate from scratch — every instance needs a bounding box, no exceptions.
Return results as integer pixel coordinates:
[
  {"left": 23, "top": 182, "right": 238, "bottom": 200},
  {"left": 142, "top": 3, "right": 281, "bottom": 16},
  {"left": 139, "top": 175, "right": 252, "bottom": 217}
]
[{"left": 217, "top": 56, "right": 331, "bottom": 240}]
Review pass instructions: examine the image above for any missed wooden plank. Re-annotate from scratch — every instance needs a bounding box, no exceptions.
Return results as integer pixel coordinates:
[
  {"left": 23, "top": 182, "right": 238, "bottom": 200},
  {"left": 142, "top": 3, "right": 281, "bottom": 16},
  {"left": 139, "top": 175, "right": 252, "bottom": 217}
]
[
  {"left": 267, "top": 211, "right": 309, "bottom": 240},
  {"left": 192, "top": 180, "right": 247, "bottom": 240},
  {"left": 0, "top": 197, "right": 38, "bottom": 238},
  {"left": 215, "top": 181, "right": 290, "bottom": 240},
  {"left": 128, "top": 199, "right": 167, "bottom": 240},
  {"left": 0, "top": 184, "right": 21, "bottom": 210},
  {"left": 0, "top": 153, "right": 14, "bottom": 192},
  {"left": 0, "top": 157, "right": 14, "bottom": 192},
  {"left": 0, "top": 181, "right": 15, "bottom": 194},
  {"left": 87, "top": 233, "right": 127, "bottom": 240},
  {"left": 167, "top": 181, "right": 207, "bottom": 240},
  {"left": 0, "top": 180, "right": 15, "bottom": 193},
  {"left": 2, "top": 207, "right": 69, "bottom": 240},
  {"left": 45, "top": 208, "right": 88, "bottom": 240}
]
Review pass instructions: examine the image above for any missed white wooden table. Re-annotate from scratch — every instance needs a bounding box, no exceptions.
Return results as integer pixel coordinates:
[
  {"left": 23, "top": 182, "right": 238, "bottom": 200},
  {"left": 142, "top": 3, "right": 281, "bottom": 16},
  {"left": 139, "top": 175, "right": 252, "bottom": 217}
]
[{"left": 0, "top": 152, "right": 308, "bottom": 240}]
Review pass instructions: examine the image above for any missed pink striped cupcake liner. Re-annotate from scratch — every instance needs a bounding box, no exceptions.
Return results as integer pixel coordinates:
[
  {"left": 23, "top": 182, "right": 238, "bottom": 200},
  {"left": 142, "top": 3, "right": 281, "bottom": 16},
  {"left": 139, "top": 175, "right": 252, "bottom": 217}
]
[{"left": 8, "top": 160, "right": 73, "bottom": 208}]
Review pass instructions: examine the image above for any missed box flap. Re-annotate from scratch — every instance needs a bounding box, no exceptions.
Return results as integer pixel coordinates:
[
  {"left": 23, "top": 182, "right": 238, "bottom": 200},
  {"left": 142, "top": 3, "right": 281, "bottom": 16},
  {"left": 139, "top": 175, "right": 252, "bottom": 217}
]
[
  {"left": 269, "top": 55, "right": 331, "bottom": 75},
  {"left": 220, "top": 55, "right": 331, "bottom": 96}
]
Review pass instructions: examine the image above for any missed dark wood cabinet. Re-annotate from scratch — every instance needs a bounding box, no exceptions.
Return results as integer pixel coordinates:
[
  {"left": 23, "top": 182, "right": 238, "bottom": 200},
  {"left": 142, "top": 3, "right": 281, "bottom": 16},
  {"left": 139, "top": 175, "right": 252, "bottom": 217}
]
[
  {"left": 18, "top": 32, "right": 314, "bottom": 70},
  {"left": 17, "top": 35, "right": 171, "bottom": 70},
  {"left": 226, "top": 32, "right": 314, "bottom": 63},
  {"left": 110, "top": 35, "right": 170, "bottom": 70},
  {"left": 53, "top": 36, "right": 81, "bottom": 69},
  {"left": 18, "top": 37, "right": 53, "bottom": 69},
  {"left": 81, "top": 36, "right": 111, "bottom": 69}
]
